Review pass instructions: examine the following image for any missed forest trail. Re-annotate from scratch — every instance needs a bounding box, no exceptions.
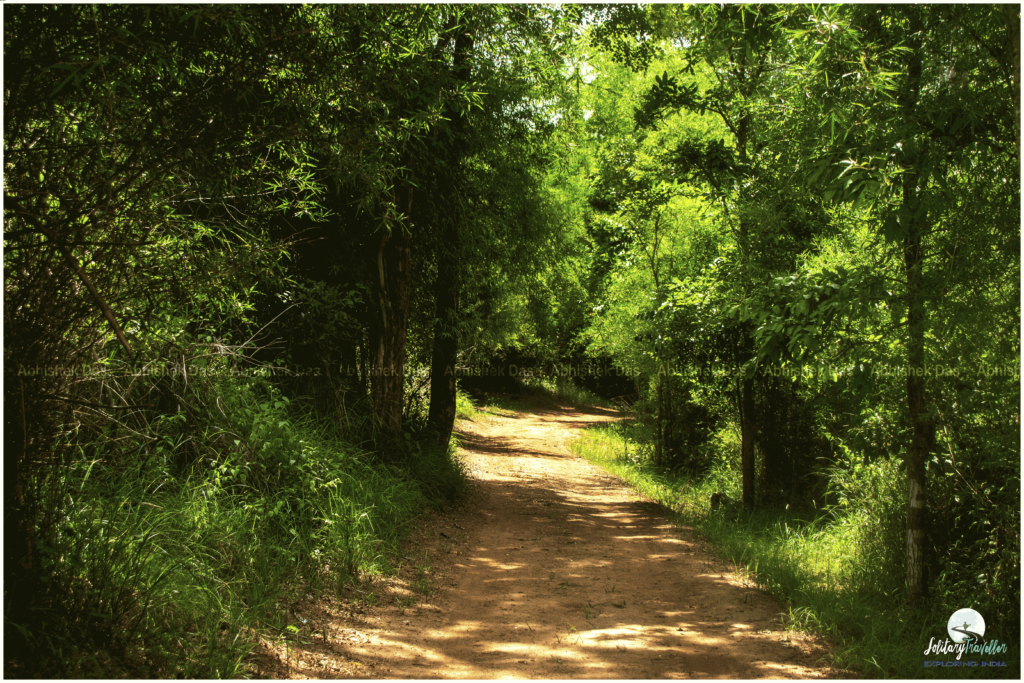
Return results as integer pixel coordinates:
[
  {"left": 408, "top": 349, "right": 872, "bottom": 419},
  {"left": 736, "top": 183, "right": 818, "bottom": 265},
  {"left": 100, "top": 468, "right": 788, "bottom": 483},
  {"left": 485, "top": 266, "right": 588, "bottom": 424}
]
[{"left": 256, "top": 398, "right": 845, "bottom": 679}]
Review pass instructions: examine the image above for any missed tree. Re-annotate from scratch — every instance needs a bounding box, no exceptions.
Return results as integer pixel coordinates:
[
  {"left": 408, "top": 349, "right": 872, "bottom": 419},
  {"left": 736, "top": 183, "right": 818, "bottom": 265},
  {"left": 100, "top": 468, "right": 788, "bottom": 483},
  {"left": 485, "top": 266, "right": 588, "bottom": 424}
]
[
  {"left": 425, "top": 23, "right": 473, "bottom": 448},
  {"left": 3, "top": 1, "right": 349, "bottom": 645},
  {"left": 419, "top": 5, "right": 582, "bottom": 447},
  {"left": 630, "top": 4, "right": 806, "bottom": 509},
  {"left": 739, "top": 4, "right": 1019, "bottom": 602},
  {"left": 305, "top": 5, "right": 484, "bottom": 457}
]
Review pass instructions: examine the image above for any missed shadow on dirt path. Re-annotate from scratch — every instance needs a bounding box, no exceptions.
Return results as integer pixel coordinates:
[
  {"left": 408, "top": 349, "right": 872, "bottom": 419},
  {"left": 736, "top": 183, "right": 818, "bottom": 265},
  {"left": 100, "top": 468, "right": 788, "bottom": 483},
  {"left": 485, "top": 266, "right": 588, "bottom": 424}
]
[{"left": 255, "top": 399, "right": 849, "bottom": 679}]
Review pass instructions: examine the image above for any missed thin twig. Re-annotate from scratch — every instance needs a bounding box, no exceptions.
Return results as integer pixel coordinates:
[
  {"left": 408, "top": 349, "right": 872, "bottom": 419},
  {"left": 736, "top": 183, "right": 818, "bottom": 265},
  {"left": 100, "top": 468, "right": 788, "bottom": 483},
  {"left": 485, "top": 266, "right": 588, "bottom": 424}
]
[
  {"left": 11, "top": 209, "right": 134, "bottom": 359},
  {"left": 36, "top": 392, "right": 153, "bottom": 411}
]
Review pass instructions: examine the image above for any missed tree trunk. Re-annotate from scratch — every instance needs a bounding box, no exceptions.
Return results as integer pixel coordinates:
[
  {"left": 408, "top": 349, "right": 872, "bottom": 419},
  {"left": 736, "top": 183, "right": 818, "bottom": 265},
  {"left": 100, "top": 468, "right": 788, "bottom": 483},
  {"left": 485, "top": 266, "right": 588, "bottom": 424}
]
[
  {"left": 740, "top": 374, "right": 756, "bottom": 512},
  {"left": 734, "top": 105, "right": 757, "bottom": 512},
  {"left": 359, "top": 334, "right": 368, "bottom": 399},
  {"left": 664, "top": 376, "right": 673, "bottom": 464},
  {"left": 427, "top": 240, "right": 459, "bottom": 447},
  {"left": 426, "top": 27, "right": 473, "bottom": 449},
  {"left": 903, "top": 167, "right": 934, "bottom": 602},
  {"left": 656, "top": 378, "right": 664, "bottom": 467},
  {"left": 899, "top": 13, "right": 932, "bottom": 604},
  {"left": 904, "top": 193, "right": 932, "bottom": 604},
  {"left": 372, "top": 182, "right": 413, "bottom": 459}
]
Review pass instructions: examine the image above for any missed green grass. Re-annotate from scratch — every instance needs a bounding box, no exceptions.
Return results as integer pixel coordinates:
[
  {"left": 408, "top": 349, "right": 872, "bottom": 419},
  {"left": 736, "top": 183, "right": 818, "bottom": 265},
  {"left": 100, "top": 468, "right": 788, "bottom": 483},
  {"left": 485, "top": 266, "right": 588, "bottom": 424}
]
[
  {"left": 459, "top": 377, "right": 612, "bottom": 415},
  {"left": 455, "top": 389, "right": 478, "bottom": 420},
  {"left": 520, "top": 376, "right": 614, "bottom": 409},
  {"left": 455, "top": 388, "right": 523, "bottom": 419},
  {"left": 8, "top": 381, "right": 468, "bottom": 678},
  {"left": 458, "top": 388, "right": 534, "bottom": 416},
  {"left": 570, "top": 423, "right": 1020, "bottom": 680}
]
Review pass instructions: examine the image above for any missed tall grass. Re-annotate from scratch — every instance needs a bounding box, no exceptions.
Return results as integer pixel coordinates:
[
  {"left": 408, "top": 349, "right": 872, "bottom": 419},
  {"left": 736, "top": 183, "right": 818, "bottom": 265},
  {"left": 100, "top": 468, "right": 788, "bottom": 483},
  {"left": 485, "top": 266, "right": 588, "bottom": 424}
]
[
  {"left": 7, "top": 377, "right": 467, "bottom": 678},
  {"left": 455, "top": 377, "right": 610, "bottom": 418},
  {"left": 571, "top": 423, "right": 1019, "bottom": 680},
  {"left": 455, "top": 388, "right": 478, "bottom": 421},
  {"left": 518, "top": 376, "right": 613, "bottom": 408}
]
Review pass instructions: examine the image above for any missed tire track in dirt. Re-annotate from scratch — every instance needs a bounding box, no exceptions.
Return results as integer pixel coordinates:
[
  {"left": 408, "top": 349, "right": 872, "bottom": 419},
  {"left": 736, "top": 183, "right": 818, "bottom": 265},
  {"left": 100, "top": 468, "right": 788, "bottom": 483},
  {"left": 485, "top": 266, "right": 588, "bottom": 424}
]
[{"left": 261, "top": 400, "right": 847, "bottom": 679}]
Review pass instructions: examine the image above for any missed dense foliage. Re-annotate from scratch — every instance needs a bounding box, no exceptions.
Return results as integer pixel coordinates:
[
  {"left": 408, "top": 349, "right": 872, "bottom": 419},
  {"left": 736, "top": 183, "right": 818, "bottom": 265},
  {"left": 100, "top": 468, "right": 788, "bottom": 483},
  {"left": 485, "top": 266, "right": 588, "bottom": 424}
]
[
  {"left": 4, "top": 4, "right": 1018, "bottom": 677},
  {"left": 565, "top": 4, "right": 1019, "bottom": 676}
]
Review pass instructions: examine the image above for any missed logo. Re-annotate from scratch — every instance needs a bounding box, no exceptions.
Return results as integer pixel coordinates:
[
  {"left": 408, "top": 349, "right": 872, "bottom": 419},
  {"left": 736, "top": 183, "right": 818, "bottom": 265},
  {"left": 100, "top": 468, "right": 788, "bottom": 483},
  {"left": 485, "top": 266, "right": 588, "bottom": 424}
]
[
  {"left": 947, "top": 608, "right": 985, "bottom": 643},
  {"left": 923, "top": 608, "right": 1010, "bottom": 669}
]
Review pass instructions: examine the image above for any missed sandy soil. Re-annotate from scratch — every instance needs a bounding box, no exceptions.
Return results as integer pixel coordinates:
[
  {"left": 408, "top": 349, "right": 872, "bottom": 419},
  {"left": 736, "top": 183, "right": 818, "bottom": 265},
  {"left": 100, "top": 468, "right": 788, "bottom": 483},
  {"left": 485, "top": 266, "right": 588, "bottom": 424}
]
[{"left": 253, "top": 399, "right": 848, "bottom": 679}]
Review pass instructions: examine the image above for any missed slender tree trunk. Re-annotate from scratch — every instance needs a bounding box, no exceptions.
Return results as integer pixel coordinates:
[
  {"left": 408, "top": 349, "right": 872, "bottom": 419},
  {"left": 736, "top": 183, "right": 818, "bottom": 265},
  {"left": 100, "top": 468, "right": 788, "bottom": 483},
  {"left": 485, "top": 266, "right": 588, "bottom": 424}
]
[
  {"left": 427, "top": 27, "right": 473, "bottom": 449},
  {"left": 903, "top": 164, "right": 934, "bottom": 602},
  {"left": 740, "top": 374, "right": 756, "bottom": 511},
  {"left": 904, "top": 190, "right": 932, "bottom": 604},
  {"left": 372, "top": 177, "right": 414, "bottom": 459},
  {"left": 656, "top": 378, "right": 664, "bottom": 467},
  {"left": 359, "top": 334, "right": 368, "bottom": 399},
  {"left": 664, "top": 376, "right": 673, "bottom": 464},
  {"left": 427, "top": 240, "right": 459, "bottom": 447},
  {"left": 899, "top": 14, "right": 932, "bottom": 603},
  {"left": 733, "top": 105, "right": 757, "bottom": 512}
]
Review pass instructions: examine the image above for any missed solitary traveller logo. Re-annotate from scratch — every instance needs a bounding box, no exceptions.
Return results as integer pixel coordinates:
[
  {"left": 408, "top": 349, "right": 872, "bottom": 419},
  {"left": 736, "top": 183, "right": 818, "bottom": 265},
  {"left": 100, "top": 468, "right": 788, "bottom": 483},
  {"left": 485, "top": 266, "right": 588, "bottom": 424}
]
[
  {"left": 923, "top": 608, "right": 1010, "bottom": 668},
  {"left": 947, "top": 608, "right": 985, "bottom": 643}
]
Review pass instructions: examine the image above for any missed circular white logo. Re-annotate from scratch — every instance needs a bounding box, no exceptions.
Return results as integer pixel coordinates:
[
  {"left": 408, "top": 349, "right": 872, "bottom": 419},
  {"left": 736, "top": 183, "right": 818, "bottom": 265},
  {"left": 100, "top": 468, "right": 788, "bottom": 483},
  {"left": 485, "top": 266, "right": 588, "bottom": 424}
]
[{"left": 947, "top": 608, "right": 985, "bottom": 643}]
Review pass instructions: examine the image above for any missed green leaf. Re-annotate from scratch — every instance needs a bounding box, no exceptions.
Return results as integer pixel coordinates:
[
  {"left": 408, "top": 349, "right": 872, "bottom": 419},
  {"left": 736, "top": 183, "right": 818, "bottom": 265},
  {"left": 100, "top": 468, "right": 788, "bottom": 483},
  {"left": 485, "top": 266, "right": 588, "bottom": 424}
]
[{"left": 881, "top": 214, "right": 905, "bottom": 243}]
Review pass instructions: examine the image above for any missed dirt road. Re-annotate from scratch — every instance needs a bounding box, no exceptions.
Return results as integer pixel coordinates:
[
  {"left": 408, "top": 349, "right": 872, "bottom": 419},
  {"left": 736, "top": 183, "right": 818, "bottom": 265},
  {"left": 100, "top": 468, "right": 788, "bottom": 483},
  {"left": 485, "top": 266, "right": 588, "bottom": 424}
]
[{"left": 256, "top": 400, "right": 844, "bottom": 679}]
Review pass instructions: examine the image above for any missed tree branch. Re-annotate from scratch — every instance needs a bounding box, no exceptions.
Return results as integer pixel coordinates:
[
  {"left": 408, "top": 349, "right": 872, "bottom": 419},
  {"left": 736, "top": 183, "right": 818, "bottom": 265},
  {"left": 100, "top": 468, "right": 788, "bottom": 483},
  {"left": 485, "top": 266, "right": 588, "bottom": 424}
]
[{"left": 8, "top": 207, "right": 135, "bottom": 359}]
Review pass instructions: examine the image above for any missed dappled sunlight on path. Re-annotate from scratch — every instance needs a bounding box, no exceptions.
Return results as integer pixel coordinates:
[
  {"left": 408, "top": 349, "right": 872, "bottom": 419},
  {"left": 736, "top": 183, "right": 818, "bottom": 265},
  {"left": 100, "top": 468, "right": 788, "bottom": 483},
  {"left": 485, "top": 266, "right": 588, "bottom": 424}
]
[{"left": 260, "top": 398, "right": 845, "bottom": 679}]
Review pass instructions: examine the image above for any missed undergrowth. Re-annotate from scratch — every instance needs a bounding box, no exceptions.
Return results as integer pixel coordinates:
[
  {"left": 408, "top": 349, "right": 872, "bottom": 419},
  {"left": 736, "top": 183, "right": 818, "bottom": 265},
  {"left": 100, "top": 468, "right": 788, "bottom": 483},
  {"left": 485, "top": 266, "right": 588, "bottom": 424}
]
[
  {"left": 570, "top": 422, "right": 1020, "bottom": 680},
  {"left": 6, "top": 375, "right": 467, "bottom": 678},
  {"left": 455, "top": 389, "right": 477, "bottom": 421},
  {"left": 456, "top": 375, "right": 611, "bottom": 417},
  {"left": 520, "top": 376, "right": 614, "bottom": 408}
]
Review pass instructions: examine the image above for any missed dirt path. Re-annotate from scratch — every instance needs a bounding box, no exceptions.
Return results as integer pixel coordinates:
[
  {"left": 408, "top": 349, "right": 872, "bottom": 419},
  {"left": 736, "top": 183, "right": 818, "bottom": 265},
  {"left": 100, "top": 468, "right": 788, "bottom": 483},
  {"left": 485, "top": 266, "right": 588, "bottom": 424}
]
[{"left": 257, "top": 400, "right": 845, "bottom": 679}]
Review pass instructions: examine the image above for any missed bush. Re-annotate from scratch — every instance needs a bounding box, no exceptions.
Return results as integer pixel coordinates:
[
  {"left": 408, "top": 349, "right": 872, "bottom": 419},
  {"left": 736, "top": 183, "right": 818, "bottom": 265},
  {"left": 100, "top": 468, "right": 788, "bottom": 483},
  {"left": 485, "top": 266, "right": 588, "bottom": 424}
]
[{"left": 5, "top": 362, "right": 468, "bottom": 678}]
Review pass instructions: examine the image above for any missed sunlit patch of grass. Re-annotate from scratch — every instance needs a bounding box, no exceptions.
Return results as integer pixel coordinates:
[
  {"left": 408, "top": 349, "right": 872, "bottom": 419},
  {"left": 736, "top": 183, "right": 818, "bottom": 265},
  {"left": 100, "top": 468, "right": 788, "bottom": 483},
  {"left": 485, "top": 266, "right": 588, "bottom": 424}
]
[
  {"left": 520, "top": 376, "right": 613, "bottom": 409},
  {"left": 481, "top": 404, "right": 518, "bottom": 418},
  {"left": 455, "top": 390, "right": 477, "bottom": 421}
]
